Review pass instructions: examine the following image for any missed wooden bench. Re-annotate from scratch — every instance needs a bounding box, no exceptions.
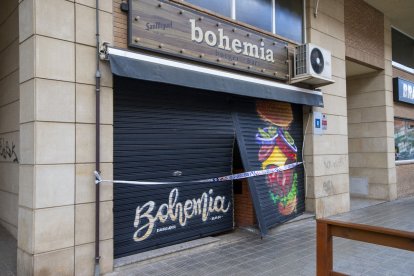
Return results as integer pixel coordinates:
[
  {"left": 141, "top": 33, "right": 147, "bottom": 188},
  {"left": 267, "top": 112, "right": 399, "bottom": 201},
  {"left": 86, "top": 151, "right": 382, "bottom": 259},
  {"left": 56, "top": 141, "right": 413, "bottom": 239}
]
[{"left": 316, "top": 218, "right": 414, "bottom": 276}]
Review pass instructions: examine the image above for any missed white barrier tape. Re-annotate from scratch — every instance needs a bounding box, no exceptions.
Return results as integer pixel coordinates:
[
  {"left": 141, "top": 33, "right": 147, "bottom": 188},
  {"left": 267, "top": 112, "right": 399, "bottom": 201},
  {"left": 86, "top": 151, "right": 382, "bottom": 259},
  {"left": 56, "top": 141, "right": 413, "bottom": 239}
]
[{"left": 94, "top": 162, "right": 302, "bottom": 186}]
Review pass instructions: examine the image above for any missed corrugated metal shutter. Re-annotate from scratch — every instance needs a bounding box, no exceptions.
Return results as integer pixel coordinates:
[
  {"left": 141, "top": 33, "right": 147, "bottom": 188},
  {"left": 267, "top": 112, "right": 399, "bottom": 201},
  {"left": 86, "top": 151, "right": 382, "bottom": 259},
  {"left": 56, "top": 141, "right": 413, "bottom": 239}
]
[
  {"left": 113, "top": 77, "right": 235, "bottom": 258},
  {"left": 233, "top": 98, "right": 305, "bottom": 234}
]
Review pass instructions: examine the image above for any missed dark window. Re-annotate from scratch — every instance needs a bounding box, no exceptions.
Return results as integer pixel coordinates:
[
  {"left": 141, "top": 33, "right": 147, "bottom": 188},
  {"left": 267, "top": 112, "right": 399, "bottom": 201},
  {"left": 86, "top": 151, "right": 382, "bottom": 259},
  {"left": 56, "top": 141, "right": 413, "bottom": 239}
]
[
  {"left": 392, "top": 29, "right": 414, "bottom": 69},
  {"left": 395, "top": 118, "right": 414, "bottom": 161},
  {"left": 236, "top": 0, "right": 272, "bottom": 32},
  {"left": 275, "top": 0, "right": 303, "bottom": 43},
  {"left": 185, "top": 0, "right": 232, "bottom": 17},
  {"left": 184, "top": 0, "right": 304, "bottom": 43}
]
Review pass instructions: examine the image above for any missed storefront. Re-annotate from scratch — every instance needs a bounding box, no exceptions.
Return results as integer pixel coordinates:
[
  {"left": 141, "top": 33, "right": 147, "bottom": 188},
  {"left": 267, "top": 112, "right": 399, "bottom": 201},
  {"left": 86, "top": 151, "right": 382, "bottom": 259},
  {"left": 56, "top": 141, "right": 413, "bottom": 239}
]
[
  {"left": 108, "top": 0, "right": 324, "bottom": 258},
  {"left": 393, "top": 75, "right": 414, "bottom": 197}
]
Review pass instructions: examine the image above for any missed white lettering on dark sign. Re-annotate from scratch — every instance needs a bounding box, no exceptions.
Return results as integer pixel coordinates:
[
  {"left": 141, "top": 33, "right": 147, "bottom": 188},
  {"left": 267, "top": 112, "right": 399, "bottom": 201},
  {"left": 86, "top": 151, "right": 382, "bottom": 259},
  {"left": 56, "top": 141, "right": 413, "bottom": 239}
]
[
  {"left": 133, "top": 188, "right": 230, "bottom": 242},
  {"left": 403, "top": 83, "right": 414, "bottom": 100},
  {"left": 190, "top": 19, "right": 275, "bottom": 63}
]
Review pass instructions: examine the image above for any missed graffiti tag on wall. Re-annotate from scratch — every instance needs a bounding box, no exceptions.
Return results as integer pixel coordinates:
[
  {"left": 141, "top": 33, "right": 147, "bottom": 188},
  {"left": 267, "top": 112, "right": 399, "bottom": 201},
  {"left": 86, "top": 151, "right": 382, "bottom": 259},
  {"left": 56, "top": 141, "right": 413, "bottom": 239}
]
[
  {"left": 133, "top": 188, "right": 231, "bottom": 242},
  {"left": 0, "top": 138, "right": 19, "bottom": 163}
]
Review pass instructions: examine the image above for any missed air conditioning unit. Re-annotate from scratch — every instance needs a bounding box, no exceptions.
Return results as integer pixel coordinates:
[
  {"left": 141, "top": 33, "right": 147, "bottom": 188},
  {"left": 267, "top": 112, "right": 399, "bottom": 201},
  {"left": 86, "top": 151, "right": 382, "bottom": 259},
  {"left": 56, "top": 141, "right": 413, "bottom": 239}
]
[{"left": 291, "top": 43, "right": 334, "bottom": 87}]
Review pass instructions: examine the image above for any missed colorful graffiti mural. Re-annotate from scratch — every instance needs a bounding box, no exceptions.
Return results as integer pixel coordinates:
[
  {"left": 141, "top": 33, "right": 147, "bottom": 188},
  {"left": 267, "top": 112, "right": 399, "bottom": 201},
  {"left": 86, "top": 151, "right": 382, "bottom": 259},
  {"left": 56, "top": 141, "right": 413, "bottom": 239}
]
[{"left": 255, "top": 101, "right": 298, "bottom": 216}]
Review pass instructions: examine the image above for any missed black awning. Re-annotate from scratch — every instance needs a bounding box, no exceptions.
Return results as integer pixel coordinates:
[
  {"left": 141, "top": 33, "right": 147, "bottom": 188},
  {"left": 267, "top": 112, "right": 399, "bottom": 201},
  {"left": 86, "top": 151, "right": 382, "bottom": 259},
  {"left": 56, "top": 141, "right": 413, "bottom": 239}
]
[{"left": 107, "top": 48, "right": 324, "bottom": 107}]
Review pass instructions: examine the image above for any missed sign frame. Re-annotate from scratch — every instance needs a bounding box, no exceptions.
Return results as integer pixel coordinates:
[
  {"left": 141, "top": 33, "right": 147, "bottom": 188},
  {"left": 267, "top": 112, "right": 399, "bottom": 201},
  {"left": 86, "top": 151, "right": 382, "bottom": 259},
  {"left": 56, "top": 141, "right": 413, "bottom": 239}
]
[
  {"left": 393, "top": 77, "right": 414, "bottom": 105},
  {"left": 127, "top": 0, "right": 289, "bottom": 80}
]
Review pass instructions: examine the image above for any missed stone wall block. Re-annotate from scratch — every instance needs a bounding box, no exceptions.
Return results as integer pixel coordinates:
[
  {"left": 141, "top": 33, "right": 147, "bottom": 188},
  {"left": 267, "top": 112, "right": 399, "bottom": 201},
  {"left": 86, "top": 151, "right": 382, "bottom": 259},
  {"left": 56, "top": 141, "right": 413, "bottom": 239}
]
[
  {"left": 75, "top": 239, "right": 113, "bottom": 276},
  {"left": 312, "top": 154, "right": 349, "bottom": 176},
  {"left": 75, "top": 162, "right": 113, "bottom": 204},
  {"left": 35, "top": 0, "right": 75, "bottom": 41},
  {"left": 20, "top": 122, "right": 35, "bottom": 165},
  {"left": 75, "top": 201, "right": 113, "bottom": 245},
  {"left": 0, "top": 162, "right": 20, "bottom": 194},
  {"left": 306, "top": 173, "right": 349, "bottom": 198},
  {"left": 17, "top": 249, "right": 34, "bottom": 276},
  {"left": 348, "top": 121, "right": 394, "bottom": 139},
  {"left": 314, "top": 193, "right": 350, "bottom": 218},
  {"left": 0, "top": 71, "right": 19, "bottom": 106},
  {"left": 76, "top": 84, "right": 113, "bottom": 124},
  {"left": 75, "top": 4, "right": 113, "bottom": 46},
  {"left": 348, "top": 137, "right": 393, "bottom": 153},
  {"left": 33, "top": 247, "right": 74, "bottom": 276},
  {"left": 306, "top": 0, "right": 344, "bottom": 23},
  {"left": 35, "top": 36, "right": 75, "bottom": 82},
  {"left": 321, "top": 76, "right": 347, "bottom": 98},
  {"left": 34, "top": 206, "right": 74, "bottom": 253},
  {"left": 75, "top": 44, "right": 112, "bottom": 87},
  {"left": 19, "top": 0, "right": 34, "bottom": 43},
  {"left": 0, "top": 101, "right": 19, "bottom": 133},
  {"left": 35, "top": 122, "right": 75, "bottom": 164},
  {"left": 349, "top": 167, "right": 396, "bottom": 185},
  {"left": 0, "top": 191, "right": 18, "bottom": 234},
  {"left": 34, "top": 164, "right": 75, "bottom": 208},
  {"left": 346, "top": 73, "right": 385, "bottom": 94},
  {"left": 19, "top": 36, "right": 35, "bottom": 83},
  {"left": 19, "top": 165, "right": 34, "bottom": 208},
  {"left": 75, "top": 0, "right": 113, "bottom": 13},
  {"left": 35, "top": 79, "right": 75, "bottom": 122},
  {"left": 18, "top": 207, "right": 34, "bottom": 254},
  {"left": 349, "top": 152, "right": 394, "bottom": 169},
  {"left": 306, "top": 8, "right": 345, "bottom": 41},
  {"left": 0, "top": 39, "right": 19, "bottom": 80},
  {"left": 312, "top": 135, "right": 349, "bottom": 155},
  {"left": 314, "top": 94, "right": 347, "bottom": 116},
  {"left": 20, "top": 79, "right": 35, "bottom": 123}
]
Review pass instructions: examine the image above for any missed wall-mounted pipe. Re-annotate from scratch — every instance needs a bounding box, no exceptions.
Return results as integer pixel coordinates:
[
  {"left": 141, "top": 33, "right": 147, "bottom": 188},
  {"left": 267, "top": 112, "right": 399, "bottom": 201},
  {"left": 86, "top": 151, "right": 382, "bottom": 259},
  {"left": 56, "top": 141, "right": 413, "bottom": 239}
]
[
  {"left": 314, "top": 0, "right": 320, "bottom": 17},
  {"left": 94, "top": 0, "right": 102, "bottom": 275}
]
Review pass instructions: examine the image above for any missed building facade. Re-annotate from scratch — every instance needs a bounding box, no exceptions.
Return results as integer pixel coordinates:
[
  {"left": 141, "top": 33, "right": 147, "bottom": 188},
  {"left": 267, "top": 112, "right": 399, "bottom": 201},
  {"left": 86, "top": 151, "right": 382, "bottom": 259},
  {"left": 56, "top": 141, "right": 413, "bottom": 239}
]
[{"left": 0, "top": 0, "right": 412, "bottom": 274}]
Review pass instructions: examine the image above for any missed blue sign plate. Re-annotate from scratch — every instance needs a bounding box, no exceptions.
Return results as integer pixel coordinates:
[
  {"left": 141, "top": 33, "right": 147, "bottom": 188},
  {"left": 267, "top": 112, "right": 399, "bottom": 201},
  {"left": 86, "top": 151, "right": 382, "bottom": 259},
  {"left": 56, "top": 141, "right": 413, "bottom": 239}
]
[{"left": 394, "top": 77, "right": 414, "bottom": 105}]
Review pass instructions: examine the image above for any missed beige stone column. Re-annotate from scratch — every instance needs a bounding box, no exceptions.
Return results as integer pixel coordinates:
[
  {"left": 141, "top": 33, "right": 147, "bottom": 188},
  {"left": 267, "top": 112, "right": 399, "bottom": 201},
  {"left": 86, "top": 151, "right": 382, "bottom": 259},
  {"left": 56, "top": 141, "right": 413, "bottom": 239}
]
[
  {"left": 346, "top": 17, "right": 397, "bottom": 200},
  {"left": 18, "top": 0, "right": 114, "bottom": 274},
  {"left": 304, "top": 0, "right": 350, "bottom": 218}
]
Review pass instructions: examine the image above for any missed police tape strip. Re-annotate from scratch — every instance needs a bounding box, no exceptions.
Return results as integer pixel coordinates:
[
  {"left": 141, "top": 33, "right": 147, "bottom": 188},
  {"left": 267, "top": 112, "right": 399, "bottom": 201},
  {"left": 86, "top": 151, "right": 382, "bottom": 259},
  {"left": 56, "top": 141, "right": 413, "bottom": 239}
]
[{"left": 94, "top": 162, "right": 302, "bottom": 185}]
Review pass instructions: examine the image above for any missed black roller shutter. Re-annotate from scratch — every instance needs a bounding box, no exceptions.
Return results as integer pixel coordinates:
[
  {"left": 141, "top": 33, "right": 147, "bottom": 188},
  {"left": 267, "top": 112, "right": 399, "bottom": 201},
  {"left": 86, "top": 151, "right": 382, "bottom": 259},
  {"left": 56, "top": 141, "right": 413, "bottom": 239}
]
[
  {"left": 233, "top": 98, "right": 305, "bottom": 234},
  {"left": 113, "top": 77, "right": 235, "bottom": 258}
]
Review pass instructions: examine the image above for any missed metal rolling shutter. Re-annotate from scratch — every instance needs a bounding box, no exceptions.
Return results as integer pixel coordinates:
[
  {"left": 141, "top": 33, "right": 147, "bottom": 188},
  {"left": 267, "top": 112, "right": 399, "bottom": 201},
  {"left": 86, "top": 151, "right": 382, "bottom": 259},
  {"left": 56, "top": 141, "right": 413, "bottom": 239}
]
[
  {"left": 113, "top": 77, "right": 235, "bottom": 258},
  {"left": 233, "top": 98, "right": 305, "bottom": 235}
]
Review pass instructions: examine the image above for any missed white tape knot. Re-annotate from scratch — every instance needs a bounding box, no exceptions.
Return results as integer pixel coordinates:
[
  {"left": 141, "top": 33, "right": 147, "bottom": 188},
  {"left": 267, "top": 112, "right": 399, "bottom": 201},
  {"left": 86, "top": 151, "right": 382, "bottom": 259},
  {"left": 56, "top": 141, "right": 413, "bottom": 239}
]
[{"left": 94, "top": 171, "right": 103, "bottom": 184}]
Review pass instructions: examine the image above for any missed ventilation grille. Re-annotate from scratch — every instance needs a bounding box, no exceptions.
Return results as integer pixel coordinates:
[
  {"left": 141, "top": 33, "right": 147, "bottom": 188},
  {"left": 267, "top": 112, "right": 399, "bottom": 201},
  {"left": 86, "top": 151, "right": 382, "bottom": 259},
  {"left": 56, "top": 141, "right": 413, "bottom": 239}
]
[{"left": 295, "top": 44, "right": 307, "bottom": 76}]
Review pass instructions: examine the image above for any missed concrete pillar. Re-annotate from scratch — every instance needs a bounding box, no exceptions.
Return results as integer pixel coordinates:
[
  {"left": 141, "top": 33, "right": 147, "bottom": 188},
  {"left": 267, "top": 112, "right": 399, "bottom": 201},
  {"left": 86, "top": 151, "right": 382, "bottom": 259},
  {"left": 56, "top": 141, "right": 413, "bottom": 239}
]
[
  {"left": 17, "top": 0, "right": 114, "bottom": 274},
  {"left": 304, "top": 0, "right": 350, "bottom": 218}
]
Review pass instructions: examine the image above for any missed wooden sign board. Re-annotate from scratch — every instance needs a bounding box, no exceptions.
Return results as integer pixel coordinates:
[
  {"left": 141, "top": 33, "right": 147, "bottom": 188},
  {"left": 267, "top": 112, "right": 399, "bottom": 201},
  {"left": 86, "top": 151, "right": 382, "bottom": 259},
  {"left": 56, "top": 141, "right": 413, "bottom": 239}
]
[{"left": 128, "top": 0, "right": 289, "bottom": 80}]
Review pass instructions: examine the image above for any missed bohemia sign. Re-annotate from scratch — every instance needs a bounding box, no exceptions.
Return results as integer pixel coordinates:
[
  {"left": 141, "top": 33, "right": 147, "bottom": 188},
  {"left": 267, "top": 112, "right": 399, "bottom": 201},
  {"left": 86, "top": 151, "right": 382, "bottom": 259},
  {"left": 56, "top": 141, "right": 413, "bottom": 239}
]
[{"left": 128, "top": 0, "right": 289, "bottom": 80}]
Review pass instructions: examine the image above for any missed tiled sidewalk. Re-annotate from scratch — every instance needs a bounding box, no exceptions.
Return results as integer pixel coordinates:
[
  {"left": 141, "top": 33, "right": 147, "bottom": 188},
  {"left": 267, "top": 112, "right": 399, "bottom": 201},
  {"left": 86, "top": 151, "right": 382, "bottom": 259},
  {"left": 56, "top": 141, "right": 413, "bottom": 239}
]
[
  {"left": 1, "top": 197, "right": 413, "bottom": 275},
  {"left": 110, "top": 197, "right": 414, "bottom": 276}
]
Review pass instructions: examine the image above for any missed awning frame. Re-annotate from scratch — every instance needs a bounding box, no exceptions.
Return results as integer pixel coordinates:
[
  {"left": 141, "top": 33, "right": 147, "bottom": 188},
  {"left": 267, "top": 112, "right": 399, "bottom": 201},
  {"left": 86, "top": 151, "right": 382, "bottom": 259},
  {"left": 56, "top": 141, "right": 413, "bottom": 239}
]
[{"left": 105, "top": 47, "right": 324, "bottom": 107}]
